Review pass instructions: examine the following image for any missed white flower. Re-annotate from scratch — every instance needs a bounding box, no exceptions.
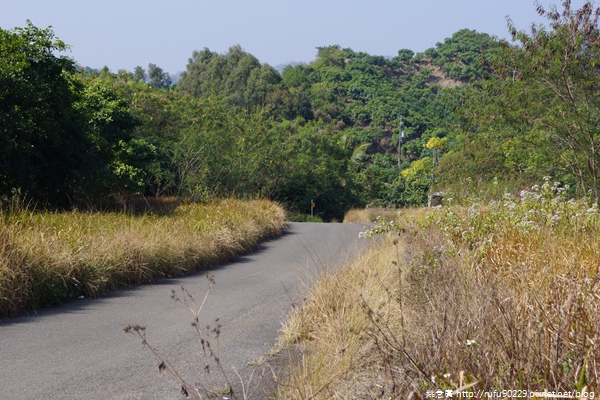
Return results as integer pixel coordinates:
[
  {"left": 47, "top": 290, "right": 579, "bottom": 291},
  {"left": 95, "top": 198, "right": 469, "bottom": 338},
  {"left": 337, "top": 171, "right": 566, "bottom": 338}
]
[{"left": 466, "top": 339, "right": 476, "bottom": 346}]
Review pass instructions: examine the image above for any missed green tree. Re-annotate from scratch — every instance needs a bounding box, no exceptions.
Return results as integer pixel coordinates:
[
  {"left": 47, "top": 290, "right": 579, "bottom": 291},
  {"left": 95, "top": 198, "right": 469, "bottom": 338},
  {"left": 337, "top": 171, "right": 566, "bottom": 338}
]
[
  {"left": 273, "top": 127, "right": 357, "bottom": 221},
  {"left": 282, "top": 64, "right": 312, "bottom": 89},
  {"left": 176, "top": 48, "right": 218, "bottom": 97},
  {"left": 314, "top": 45, "right": 346, "bottom": 68},
  {"left": 74, "top": 76, "right": 139, "bottom": 198},
  {"left": 224, "top": 49, "right": 260, "bottom": 109},
  {"left": 246, "top": 64, "right": 282, "bottom": 110},
  {"left": 442, "top": 1, "right": 600, "bottom": 199},
  {"left": 396, "top": 49, "right": 415, "bottom": 62},
  {"left": 0, "top": 22, "right": 87, "bottom": 206},
  {"left": 133, "top": 66, "right": 146, "bottom": 82},
  {"left": 511, "top": 1, "right": 600, "bottom": 199},
  {"left": 148, "top": 63, "right": 171, "bottom": 89},
  {"left": 111, "top": 138, "right": 157, "bottom": 193},
  {"left": 178, "top": 45, "right": 279, "bottom": 111}
]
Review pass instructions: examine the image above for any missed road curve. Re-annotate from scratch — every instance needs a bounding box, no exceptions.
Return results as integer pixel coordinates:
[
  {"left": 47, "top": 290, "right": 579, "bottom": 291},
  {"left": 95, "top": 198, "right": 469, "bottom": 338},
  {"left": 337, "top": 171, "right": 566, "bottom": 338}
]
[{"left": 0, "top": 222, "right": 372, "bottom": 399}]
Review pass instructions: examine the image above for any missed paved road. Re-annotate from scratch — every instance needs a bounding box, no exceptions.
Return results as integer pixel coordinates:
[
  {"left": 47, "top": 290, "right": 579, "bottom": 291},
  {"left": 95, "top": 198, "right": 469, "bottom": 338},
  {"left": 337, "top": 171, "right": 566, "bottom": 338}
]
[{"left": 0, "top": 222, "right": 371, "bottom": 399}]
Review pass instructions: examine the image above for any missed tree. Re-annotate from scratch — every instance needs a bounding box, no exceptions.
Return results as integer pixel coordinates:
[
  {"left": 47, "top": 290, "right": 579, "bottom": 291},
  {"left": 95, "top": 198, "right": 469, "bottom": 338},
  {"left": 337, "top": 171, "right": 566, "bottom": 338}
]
[
  {"left": 111, "top": 138, "right": 157, "bottom": 193},
  {"left": 74, "top": 76, "right": 139, "bottom": 198},
  {"left": 176, "top": 48, "right": 219, "bottom": 97},
  {"left": 446, "top": 1, "right": 600, "bottom": 199},
  {"left": 246, "top": 64, "right": 282, "bottom": 110},
  {"left": 396, "top": 48, "right": 415, "bottom": 62},
  {"left": 282, "top": 64, "right": 312, "bottom": 89},
  {"left": 515, "top": 0, "right": 600, "bottom": 199},
  {"left": 133, "top": 66, "right": 146, "bottom": 82},
  {"left": 148, "top": 63, "right": 171, "bottom": 89},
  {"left": 112, "top": 79, "right": 180, "bottom": 196},
  {"left": 315, "top": 45, "right": 346, "bottom": 68},
  {"left": 0, "top": 22, "right": 87, "bottom": 206},
  {"left": 272, "top": 127, "right": 358, "bottom": 221},
  {"left": 224, "top": 49, "right": 260, "bottom": 109}
]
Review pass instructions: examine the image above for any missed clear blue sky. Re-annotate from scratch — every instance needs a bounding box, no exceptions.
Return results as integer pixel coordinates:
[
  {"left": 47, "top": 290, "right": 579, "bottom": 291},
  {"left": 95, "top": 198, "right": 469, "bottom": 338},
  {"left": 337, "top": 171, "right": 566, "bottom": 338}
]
[{"left": 0, "top": 0, "right": 589, "bottom": 74}]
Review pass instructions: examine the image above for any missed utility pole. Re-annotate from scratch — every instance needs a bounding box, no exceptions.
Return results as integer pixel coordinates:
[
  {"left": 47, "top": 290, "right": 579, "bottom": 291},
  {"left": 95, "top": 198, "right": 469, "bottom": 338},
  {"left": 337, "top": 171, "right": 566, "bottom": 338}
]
[{"left": 398, "top": 117, "right": 405, "bottom": 167}]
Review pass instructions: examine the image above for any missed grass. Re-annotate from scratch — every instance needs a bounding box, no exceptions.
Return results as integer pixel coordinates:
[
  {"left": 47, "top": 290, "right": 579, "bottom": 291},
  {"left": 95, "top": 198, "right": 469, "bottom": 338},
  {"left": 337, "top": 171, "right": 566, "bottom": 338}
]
[
  {"left": 278, "top": 179, "right": 599, "bottom": 398},
  {"left": 0, "top": 198, "right": 286, "bottom": 316},
  {"left": 288, "top": 212, "right": 325, "bottom": 223},
  {"left": 343, "top": 207, "right": 400, "bottom": 225},
  {"left": 278, "top": 236, "right": 408, "bottom": 398}
]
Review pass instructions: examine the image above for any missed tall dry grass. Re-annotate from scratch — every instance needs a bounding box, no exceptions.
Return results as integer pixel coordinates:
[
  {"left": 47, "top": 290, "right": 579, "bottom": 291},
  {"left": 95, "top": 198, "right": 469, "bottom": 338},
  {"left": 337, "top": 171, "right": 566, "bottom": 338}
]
[
  {"left": 343, "top": 207, "right": 400, "bottom": 225},
  {"left": 278, "top": 236, "right": 409, "bottom": 398},
  {"left": 0, "top": 199, "right": 286, "bottom": 316},
  {"left": 279, "top": 179, "right": 599, "bottom": 398}
]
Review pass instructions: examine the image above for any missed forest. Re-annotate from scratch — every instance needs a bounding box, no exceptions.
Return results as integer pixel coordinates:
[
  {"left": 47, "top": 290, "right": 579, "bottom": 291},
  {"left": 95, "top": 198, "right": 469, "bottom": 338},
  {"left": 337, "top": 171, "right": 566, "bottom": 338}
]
[{"left": 2, "top": 1, "right": 600, "bottom": 220}]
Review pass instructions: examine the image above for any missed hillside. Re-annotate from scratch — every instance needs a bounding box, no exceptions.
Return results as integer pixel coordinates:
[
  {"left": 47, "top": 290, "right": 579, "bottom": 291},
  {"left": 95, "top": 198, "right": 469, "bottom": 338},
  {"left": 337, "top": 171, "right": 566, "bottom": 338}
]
[{"left": 6, "top": 10, "right": 597, "bottom": 217}]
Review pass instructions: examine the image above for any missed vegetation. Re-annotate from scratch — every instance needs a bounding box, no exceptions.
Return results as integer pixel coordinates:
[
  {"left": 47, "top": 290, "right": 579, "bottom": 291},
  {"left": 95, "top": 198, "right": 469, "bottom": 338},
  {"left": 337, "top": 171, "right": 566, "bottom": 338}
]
[
  {"left": 0, "top": 199, "right": 286, "bottom": 316},
  {"left": 438, "top": 1, "right": 600, "bottom": 200},
  {"left": 5, "top": 2, "right": 600, "bottom": 218},
  {"left": 1, "top": 18, "right": 500, "bottom": 219},
  {"left": 125, "top": 278, "right": 235, "bottom": 400},
  {"left": 274, "top": 3, "right": 600, "bottom": 397},
  {"left": 279, "top": 180, "right": 599, "bottom": 397},
  {"left": 3, "top": 0, "right": 600, "bottom": 396}
]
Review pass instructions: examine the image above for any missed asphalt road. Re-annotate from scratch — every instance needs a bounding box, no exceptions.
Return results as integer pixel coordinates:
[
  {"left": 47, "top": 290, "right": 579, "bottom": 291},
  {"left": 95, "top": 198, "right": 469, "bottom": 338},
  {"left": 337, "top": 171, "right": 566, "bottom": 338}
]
[{"left": 0, "top": 222, "right": 371, "bottom": 400}]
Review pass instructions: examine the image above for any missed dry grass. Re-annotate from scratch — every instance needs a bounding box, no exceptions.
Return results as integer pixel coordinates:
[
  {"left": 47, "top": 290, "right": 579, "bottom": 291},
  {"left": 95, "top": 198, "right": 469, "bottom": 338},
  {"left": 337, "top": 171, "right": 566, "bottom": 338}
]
[
  {"left": 343, "top": 207, "right": 400, "bottom": 224},
  {"left": 277, "top": 235, "right": 410, "bottom": 399},
  {"left": 0, "top": 199, "right": 286, "bottom": 316},
  {"left": 278, "top": 181, "right": 599, "bottom": 398}
]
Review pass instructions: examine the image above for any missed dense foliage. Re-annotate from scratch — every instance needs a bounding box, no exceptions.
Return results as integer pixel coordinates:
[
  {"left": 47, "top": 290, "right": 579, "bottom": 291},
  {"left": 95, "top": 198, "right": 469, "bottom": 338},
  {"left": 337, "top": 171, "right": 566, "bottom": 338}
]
[
  {"left": 438, "top": 1, "right": 600, "bottom": 202},
  {"left": 4, "top": 2, "right": 599, "bottom": 218},
  {"left": 0, "top": 22, "right": 139, "bottom": 206}
]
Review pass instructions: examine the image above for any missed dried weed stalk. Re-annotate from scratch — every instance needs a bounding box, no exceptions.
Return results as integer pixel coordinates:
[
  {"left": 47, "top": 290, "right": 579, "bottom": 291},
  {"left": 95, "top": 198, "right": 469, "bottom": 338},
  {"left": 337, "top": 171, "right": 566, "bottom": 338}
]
[{"left": 125, "top": 274, "right": 237, "bottom": 400}]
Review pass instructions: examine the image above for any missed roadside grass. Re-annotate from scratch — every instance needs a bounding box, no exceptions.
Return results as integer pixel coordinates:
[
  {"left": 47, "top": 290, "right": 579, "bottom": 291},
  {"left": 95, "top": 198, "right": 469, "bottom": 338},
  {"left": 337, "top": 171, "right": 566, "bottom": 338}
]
[
  {"left": 278, "top": 235, "right": 407, "bottom": 398},
  {"left": 288, "top": 212, "right": 324, "bottom": 223},
  {"left": 0, "top": 199, "right": 286, "bottom": 316},
  {"left": 278, "top": 179, "right": 599, "bottom": 398},
  {"left": 343, "top": 207, "right": 400, "bottom": 225}
]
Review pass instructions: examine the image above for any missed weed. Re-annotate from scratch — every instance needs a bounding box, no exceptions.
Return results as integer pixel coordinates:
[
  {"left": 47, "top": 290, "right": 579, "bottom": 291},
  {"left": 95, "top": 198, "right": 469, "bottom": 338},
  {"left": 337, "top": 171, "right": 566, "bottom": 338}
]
[
  {"left": 126, "top": 275, "right": 237, "bottom": 399},
  {"left": 125, "top": 323, "right": 204, "bottom": 399},
  {"left": 343, "top": 208, "right": 400, "bottom": 225},
  {"left": 279, "top": 179, "right": 599, "bottom": 398}
]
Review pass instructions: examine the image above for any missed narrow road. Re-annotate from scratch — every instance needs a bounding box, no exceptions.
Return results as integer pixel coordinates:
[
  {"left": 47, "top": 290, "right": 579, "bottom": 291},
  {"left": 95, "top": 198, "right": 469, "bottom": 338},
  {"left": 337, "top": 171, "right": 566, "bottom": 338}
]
[{"left": 0, "top": 222, "right": 371, "bottom": 399}]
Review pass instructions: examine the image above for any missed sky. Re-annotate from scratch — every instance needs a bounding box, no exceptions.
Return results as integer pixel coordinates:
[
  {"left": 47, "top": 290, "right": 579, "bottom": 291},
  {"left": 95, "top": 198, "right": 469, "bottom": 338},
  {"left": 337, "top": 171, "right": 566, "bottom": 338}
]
[{"left": 0, "top": 0, "right": 591, "bottom": 74}]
